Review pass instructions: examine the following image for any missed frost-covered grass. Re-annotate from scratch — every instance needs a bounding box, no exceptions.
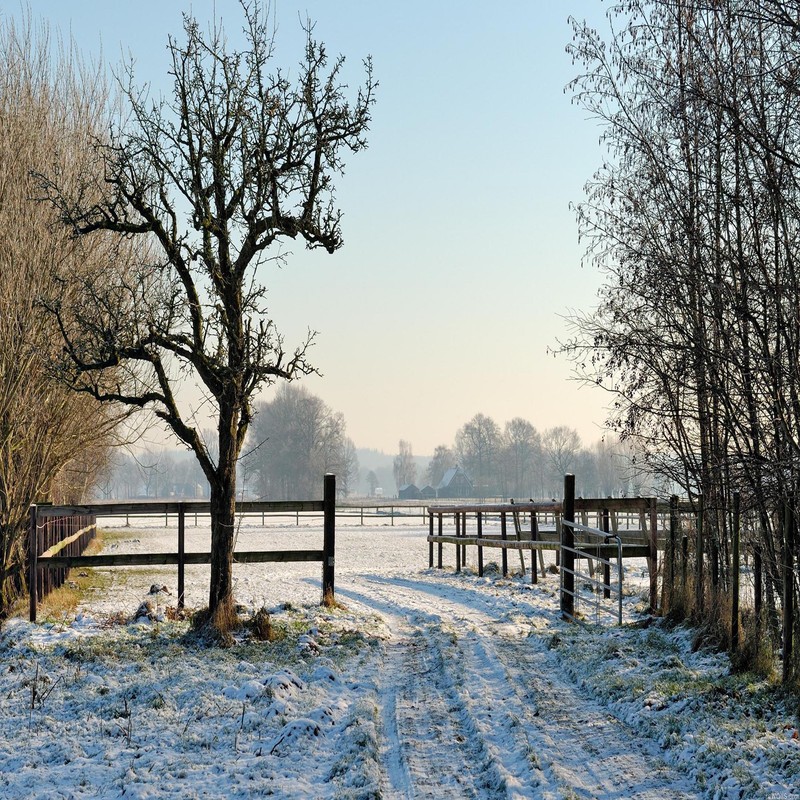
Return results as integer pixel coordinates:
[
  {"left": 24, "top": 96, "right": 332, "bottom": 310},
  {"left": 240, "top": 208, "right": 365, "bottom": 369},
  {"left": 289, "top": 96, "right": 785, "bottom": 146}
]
[
  {"left": 2, "top": 519, "right": 799, "bottom": 798},
  {"left": 0, "top": 604, "right": 389, "bottom": 799},
  {"left": 549, "top": 620, "right": 800, "bottom": 799}
]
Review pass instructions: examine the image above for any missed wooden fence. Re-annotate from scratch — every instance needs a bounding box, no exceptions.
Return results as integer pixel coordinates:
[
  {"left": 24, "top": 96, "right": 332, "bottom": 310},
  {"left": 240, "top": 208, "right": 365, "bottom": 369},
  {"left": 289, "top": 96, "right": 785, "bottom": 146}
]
[
  {"left": 27, "top": 507, "right": 97, "bottom": 612},
  {"left": 29, "top": 474, "right": 336, "bottom": 622},
  {"left": 427, "top": 479, "right": 662, "bottom": 614}
]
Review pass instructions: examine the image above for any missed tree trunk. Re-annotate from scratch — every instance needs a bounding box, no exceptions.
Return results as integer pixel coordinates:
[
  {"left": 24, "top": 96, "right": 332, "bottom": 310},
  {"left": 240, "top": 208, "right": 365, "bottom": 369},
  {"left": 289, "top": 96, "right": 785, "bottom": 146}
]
[{"left": 208, "top": 468, "right": 237, "bottom": 625}]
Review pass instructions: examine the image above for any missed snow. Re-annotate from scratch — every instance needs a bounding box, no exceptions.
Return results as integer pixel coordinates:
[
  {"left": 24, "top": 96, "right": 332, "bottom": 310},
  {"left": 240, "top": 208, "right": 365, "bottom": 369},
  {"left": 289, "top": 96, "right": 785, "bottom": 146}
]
[{"left": 1, "top": 515, "right": 798, "bottom": 798}]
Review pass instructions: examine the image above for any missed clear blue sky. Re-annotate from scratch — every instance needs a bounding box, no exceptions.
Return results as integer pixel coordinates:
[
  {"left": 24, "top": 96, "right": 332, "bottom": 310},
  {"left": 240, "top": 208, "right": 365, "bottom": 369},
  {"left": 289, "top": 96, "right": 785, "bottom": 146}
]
[{"left": 10, "top": 1, "right": 613, "bottom": 455}]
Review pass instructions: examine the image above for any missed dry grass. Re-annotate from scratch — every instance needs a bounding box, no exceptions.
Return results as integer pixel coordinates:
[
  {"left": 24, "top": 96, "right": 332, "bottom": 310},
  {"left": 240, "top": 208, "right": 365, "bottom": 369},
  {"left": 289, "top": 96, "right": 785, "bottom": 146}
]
[
  {"left": 190, "top": 601, "right": 241, "bottom": 646},
  {"left": 35, "top": 529, "right": 110, "bottom": 621},
  {"left": 321, "top": 586, "right": 348, "bottom": 610},
  {"left": 248, "top": 607, "right": 279, "bottom": 641},
  {"left": 730, "top": 608, "right": 777, "bottom": 678}
]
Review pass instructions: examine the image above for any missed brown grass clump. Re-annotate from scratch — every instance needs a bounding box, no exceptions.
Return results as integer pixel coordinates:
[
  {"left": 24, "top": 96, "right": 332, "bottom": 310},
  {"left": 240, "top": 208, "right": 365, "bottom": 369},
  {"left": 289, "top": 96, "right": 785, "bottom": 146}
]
[
  {"left": 190, "top": 602, "right": 240, "bottom": 647},
  {"left": 321, "top": 587, "right": 348, "bottom": 610},
  {"left": 691, "top": 588, "right": 732, "bottom": 653},
  {"left": 730, "top": 608, "right": 777, "bottom": 679},
  {"left": 249, "top": 607, "right": 276, "bottom": 641}
]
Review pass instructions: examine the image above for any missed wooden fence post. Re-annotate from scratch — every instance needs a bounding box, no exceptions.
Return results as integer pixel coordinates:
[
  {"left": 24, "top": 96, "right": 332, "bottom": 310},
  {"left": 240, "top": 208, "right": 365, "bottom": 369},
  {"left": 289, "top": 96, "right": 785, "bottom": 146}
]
[
  {"left": 28, "top": 505, "right": 38, "bottom": 623},
  {"left": 561, "top": 474, "right": 575, "bottom": 621},
  {"left": 731, "top": 491, "right": 740, "bottom": 656},
  {"left": 477, "top": 511, "right": 484, "bottom": 577},
  {"left": 455, "top": 512, "right": 461, "bottom": 573},
  {"left": 428, "top": 512, "right": 434, "bottom": 568},
  {"left": 648, "top": 497, "right": 658, "bottom": 614},
  {"left": 602, "top": 508, "right": 611, "bottom": 600},
  {"left": 178, "top": 503, "right": 186, "bottom": 609},
  {"left": 668, "top": 495, "right": 678, "bottom": 612},
  {"left": 500, "top": 512, "right": 508, "bottom": 577},
  {"left": 461, "top": 511, "right": 467, "bottom": 568},
  {"left": 322, "top": 474, "right": 336, "bottom": 604},
  {"left": 437, "top": 513, "right": 443, "bottom": 569}
]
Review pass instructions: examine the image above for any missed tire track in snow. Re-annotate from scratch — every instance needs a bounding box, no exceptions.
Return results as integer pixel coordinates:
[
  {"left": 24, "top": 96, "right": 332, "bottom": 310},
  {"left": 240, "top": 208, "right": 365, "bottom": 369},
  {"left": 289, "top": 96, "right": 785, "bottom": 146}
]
[
  {"left": 338, "top": 574, "right": 701, "bottom": 800},
  {"left": 339, "top": 583, "right": 514, "bottom": 799}
]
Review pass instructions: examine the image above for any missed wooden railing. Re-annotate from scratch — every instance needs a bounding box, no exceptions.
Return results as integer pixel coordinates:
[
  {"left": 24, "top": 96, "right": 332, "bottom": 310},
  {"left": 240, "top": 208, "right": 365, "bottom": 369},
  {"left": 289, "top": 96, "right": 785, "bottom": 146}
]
[
  {"left": 29, "top": 475, "right": 336, "bottom": 622},
  {"left": 427, "top": 488, "right": 661, "bottom": 613},
  {"left": 27, "top": 507, "right": 97, "bottom": 613}
]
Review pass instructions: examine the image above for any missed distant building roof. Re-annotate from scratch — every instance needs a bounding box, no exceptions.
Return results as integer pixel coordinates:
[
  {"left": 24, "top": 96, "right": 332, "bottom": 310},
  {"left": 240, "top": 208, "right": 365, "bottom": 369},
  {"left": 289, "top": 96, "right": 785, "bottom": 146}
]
[{"left": 436, "top": 466, "right": 470, "bottom": 490}]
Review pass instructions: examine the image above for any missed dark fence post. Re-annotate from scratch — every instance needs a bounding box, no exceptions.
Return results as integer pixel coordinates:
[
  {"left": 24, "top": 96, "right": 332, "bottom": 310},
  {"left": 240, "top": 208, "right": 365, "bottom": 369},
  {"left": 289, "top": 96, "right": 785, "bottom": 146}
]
[
  {"left": 178, "top": 503, "right": 186, "bottom": 609},
  {"left": 648, "top": 497, "right": 658, "bottom": 614},
  {"left": 461, "top": 511, "right": 467, "bottom": 568},
  {"left": 322, "top": 474, "right": 336, "bottom": 604},
  {"left": 668, "top": 495, "right": 678, "bottom": 612},
  {"left": 561, "top": 474, "right": 575, "bottom": 621},
  {"left": 477, "top": 511, "right": 484, "bottom": 577},
  {"left": 28, "top": 505, "right": 38, "bottom": 622},
  {"left": 428, "top": 511, "right": 434, "bottom": 568},
  {"left": 602, "top": 507, "right": 611, "bottom": 600},
  {"left": 500, "top": 512, "right": 508, "bottom": 577},
  {"left": 731, "top": 491, "right": 740, "bottom": 656},
  {"left": 437, "top": 513, "right": 443, "bottom": 569},
  {"left": 455, "top": 512, "right": 461, "bottom": 573}
]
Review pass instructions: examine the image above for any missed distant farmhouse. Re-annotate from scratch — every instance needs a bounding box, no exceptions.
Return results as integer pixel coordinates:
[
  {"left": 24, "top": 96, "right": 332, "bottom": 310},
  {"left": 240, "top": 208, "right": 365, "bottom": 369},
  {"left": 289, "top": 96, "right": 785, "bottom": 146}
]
[
  {"left": 435, "top": 466, "right": 473, "bottom": 499},
  {"left": 398, "top": 484, "right": 421, "bottom": 500},
  {"left": 397, "top": 466, "right": 474, "bottom": 500}
]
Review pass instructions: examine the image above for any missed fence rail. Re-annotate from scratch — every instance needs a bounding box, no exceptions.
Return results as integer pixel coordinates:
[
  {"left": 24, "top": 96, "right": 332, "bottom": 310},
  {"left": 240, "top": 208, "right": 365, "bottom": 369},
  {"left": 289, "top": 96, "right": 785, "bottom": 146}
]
[
  {"left": 560, "top": 518, "right": 623, "bottom": 625},
  {"left": 29, "top": 475, "right": 337, "bottom": 622},
  {"left": 27, "top": 508, "right": 97, "bottom": 614},
  {"left": 427, "top": 490, "right": 659, "bottom": 613}
]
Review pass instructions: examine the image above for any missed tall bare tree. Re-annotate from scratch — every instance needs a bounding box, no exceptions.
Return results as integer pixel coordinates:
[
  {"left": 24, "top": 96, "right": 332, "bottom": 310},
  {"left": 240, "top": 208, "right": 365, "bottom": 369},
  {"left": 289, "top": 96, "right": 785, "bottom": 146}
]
[
  {"left": 425, "top": 444, "right": 455, "bottom": 490},
  {"left": 392, "top": 440, "right": 417, "bottom": 490},
  {"left": 0, "top": 15, "right": 123, "bottom": 616},
  {"left": 42, "top": 2, "right": 375, "bottom": 631},
  {"left": 246, "top": 383, "right": 357, "bottom": 500},
  {"left": 456, "top": 414, "right": 501, "bottom": 498},
  {"left": 502, "top": 417, "right": 541, "bottom": 499},
  {"left": 564, "top": 0, "right": 800, "bottom": 675}
]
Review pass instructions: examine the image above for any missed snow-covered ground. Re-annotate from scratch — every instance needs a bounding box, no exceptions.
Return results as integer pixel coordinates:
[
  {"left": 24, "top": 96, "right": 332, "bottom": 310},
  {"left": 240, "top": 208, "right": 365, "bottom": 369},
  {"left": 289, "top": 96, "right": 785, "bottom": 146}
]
[{"left": 1, "top": 516, "right": 798, "bottom": 799}]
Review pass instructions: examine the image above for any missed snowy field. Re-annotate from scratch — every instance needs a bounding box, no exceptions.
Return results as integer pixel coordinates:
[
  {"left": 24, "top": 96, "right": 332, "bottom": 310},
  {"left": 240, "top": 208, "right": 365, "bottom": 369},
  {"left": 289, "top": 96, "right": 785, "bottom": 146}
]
[{"left": 1, "top": 515, "right": 799, "bottom": 799}]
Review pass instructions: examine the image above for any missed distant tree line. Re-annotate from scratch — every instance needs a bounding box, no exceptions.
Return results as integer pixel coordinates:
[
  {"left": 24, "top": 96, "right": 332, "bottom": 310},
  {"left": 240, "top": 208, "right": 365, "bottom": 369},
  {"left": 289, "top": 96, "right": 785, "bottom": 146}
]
[
  {"left": 100, "top": 404, "right": 654, "bottom": 504},
  {"left": 412, "top": 415, "right": 654, "bottom": 500}
]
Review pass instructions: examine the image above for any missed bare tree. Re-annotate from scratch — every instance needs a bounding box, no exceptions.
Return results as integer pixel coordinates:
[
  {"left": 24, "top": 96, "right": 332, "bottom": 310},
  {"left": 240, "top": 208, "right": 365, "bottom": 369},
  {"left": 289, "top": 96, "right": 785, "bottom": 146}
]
[
  {"left": 0, "top": 14, "right": 124, "bottom": 616},
  {"left": 541, "top": 426, "right": 581, "bottom": 498},
  {"left": 425, "top": 444, "right": 455, "bottom": 489},
  {"left": 502, "top": 418, "right": 541, "bottom": 499},
  {"left": 392, "top": 440, "right": 417, "bottom": 490},
  {"left": 456, "top": 414, "right": 501, "bottom": 498},
  {"left": 41, "top": 2, "right": 375, "bottom": 631},
  {"left": 246, "top": 383, "right": 356, "bottom": 500}
]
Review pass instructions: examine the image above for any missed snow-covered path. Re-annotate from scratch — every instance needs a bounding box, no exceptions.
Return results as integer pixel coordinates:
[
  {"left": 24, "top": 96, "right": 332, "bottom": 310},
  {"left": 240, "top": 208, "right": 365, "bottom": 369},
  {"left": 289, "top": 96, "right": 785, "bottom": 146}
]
[{"left": 339, "top": 574, "right": 700, "bottom": 800}]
